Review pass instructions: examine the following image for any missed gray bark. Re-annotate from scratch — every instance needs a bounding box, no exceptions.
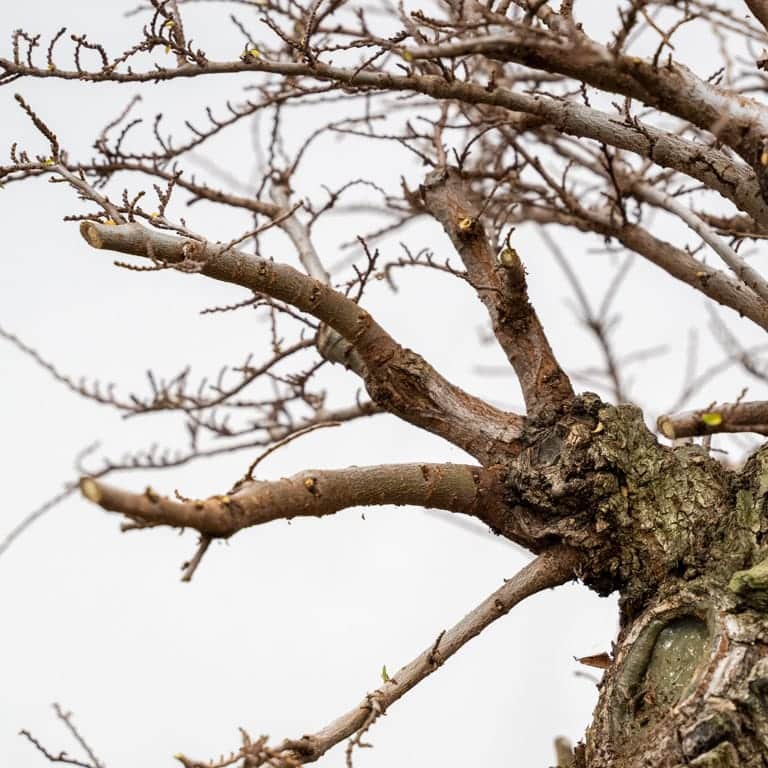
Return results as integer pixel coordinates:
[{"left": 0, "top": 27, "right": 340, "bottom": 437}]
[{"left": 561, "top": 409, "right": 768, "bottom": 767}]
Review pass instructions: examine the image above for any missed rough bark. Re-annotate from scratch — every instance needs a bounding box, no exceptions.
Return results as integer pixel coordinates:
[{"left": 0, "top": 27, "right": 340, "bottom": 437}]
[{"left": 566, "top": 417, "right": 768, "bottom": 767}]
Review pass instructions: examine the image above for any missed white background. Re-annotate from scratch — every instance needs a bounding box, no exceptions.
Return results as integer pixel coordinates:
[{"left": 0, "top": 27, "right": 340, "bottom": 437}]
[{"left": 1, "top": 2, "right": 766, "bottom": 767}]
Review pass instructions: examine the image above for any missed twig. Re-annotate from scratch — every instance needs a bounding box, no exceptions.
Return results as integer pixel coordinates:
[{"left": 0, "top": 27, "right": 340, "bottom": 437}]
[
  {"left": 175, "top": 546, "right": 581, "bottom": 767},
  {"left": 52, "top": 704, "right": 105, "bottom": 768},
  {"left": 180, "top": 535, "right": 212, "bottom": 582}
]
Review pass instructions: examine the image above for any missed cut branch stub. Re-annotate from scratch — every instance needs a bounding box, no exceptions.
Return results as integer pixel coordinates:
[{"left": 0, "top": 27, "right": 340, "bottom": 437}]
[
  {"left": 658, "top": 401, "right": 768, "bottom": 439},
  {"left": 420, "top": 167, "right": 574, "bottom": 423}
]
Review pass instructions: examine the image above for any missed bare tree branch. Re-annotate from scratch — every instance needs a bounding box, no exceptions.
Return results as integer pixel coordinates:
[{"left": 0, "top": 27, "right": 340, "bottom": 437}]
[
  {"left": 20, "top": 703, "right": 103, "bottom": 768},
  {"left": 631, "top": 179, "right": 768, "bottom": 303},
  {"left": 421, "top": 166, "right": 573, "bottom": 421},
  {"left": 80, "top": 462, "right": 509, "bottom": 538},
  {"left": 745, "top": 0, "right": 768, "bottom": 33},
  {"left": 270, "top": 180, "right": 367, "bottom": 376},
  {"left": 658, "top": 400, "right": 768, "bottom": 439},
  {"left": 8, "top": 4, "right": 768, "bottom": 764},
  {"left": 79, "top": 221, "right": 524, "bottom": 460},
  {"left": 519, "top": 206, "right": 768, "bottom": 333},
  {"left": 407, "top": 21, "right": 768, "bottom": 161},
  {"left": 7, "top": 61, "right": 768, "bottom": 229},
  {"left": 173, "top": 545, "right": 581, "bottom": 768},
  {"left": 52, "top": 704, "right": 105, "bottom": 768}
]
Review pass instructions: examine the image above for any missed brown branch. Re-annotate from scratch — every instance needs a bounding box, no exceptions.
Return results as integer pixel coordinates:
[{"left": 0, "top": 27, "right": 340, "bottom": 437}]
[
  {"left": 180, "top": 535, "right": 212, "bottom": 582},
  {"left": 6, "top": 59, "right": 768, "bottom": 227},
  {"left": 52, "top": 704, "right": 105, "bottom": 768},
  {"left": 421, "top": 167, "right": 573, "bottom": 422},
  {"left": 745, "top": 0, "right": 768, "bottom": 33},
  {"left": 698, "top": 212, "right": 765, "bottom": 239},
  {"left": 175, "top": 545, "right": 581, "bottom": 767},
  {"left": 79, "top": 221, "right": 523, "bottom": 461},
  {"left": 270, "top": 181, "right": 366, "bottom": 376},
  {"left": 20, "top": 704, "right": 104, "bottom": 768},
  {"left": 630, "top": 179, "right": 768, "bottom": 303},
  {"left": 518, "top": 206, "right": 768, "bottom": 333},
  {"left": 407, "top": 23, "right": 768, "bottom": 162},
  {"left": 658, "top": 400, "right": 768, "bottom": 438},
  {"left": 79, "top": 463, "right": 508, "bottom": 538},
  {"left": 1, "top": 404, "right": 383, "bottom": 561},
  {"left": 602, "top": 224, "right": 768, "bottom": 332},
  {"left": 19, "top": 730, "right": 95, "bottom": 768}
]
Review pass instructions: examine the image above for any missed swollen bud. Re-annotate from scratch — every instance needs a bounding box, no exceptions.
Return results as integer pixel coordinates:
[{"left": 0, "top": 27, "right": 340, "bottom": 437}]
[{"left": 498, "top": 246, "right": 519, "bottom": 267}]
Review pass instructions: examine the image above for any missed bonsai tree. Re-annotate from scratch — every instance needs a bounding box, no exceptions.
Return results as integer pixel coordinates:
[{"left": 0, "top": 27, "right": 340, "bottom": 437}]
[{"left": 4, "top": 1, "right": 768, "bottom": 766}]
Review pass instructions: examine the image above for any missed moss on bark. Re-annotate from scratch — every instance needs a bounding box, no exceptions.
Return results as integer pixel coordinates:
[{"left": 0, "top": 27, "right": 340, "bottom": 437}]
[{"left": 496, "top": 397, "right": 768, "bottom": 765}]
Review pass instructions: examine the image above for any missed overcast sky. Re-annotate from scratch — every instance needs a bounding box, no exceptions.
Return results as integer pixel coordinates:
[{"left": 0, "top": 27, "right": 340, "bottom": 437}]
[{"left": 2, "top": 2, "right": 767, "bottom": 767}]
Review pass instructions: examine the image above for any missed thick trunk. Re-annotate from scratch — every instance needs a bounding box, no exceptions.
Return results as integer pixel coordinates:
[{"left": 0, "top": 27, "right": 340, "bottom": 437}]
[
  {"left": 486, "top": 396, "right": 768, "bottom": 766},
  {"left": 559, "top": 410, "right": 768, "bottom": 766},
  {"left": 586, "top": 580, "right": 768, "bottom": 767}
]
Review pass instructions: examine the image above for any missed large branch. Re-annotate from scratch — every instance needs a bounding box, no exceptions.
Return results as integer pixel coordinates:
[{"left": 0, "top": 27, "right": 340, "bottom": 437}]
[
  {"left": 7, "top": 59, "right": 768, "bottom": 226},
  {"left": 175, "top": 545, "right": 581, "bottom": 768},
  {"left": 408, "top": 26, "right": 768, "bottom": 161},
  {"left": 80, "top": 463, "right": 509, "bottom": 537},
  {"left": 631, "top": 180, "right": 768, "bottom": 303},
  {"left": 746, "top": 0, "right": 768, "bottom": 33},
  {"left": 519, "top": 206, "right": 768, "bottom": 333},
  {"left": 421, "top": 167, "right": 573, "bottom": 422},
  {"left": 79, "top": 221, "right": 523, "bottom": 463}
]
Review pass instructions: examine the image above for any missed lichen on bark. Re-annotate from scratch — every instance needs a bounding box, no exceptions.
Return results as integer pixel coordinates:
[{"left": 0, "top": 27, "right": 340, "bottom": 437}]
[
  {"left": 490, "top": 393, "right": 768, "bottom": 766},
  {"left": 499, "top": 397, "right": 739, "bottom": 609},
  {"left": 575, "top": 421, "right": 768, "bottom": 766}
]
